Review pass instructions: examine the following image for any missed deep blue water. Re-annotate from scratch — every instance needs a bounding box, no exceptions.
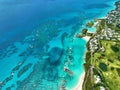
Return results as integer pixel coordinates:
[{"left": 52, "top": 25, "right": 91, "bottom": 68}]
[
  {"left": 0, "top": 0, "right": 115, "bottom": 48},
  {"left": 0, "top": 0, "right": 117, "bottom": 90}
]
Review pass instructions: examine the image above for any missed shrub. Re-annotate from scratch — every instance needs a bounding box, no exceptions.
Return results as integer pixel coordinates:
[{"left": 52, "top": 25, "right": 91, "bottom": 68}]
[
  {"left": 82, "top": 28, "right": 88, "bottom": 34},
  {"left": 86, "top": 21, "right": 94, "bottom": 27},
  {"left": 111, "top": 45, "right": 119, "bottom": 52},
  {"left": 117, "top": 68, "right": 120, "bottom": 76},
  {"left": 99, "top": 63, "right": 107, "bottom": 72}
]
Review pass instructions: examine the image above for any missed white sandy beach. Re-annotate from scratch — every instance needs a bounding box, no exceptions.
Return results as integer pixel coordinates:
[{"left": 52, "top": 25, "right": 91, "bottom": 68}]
[
  {"left": 72, "top": 72, "right": 85, "bottom": 90},
  {"left": 82, "top": 36, "right": 91, "bottom": 41},
  {"left": 72, "top": 35, "right": 90, "bottom": 90}
]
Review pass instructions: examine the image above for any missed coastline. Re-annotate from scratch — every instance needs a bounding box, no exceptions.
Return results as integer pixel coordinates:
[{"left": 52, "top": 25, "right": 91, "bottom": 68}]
[
  {"left": 82, "top": 36, "right": 91, "bottom": 41},
  {"left": 72, "top": 36, "right": 90, "bottom": 90},
  {"left": 80, "top": 0, "right": 120, "bottom": 90},
  {"left": 72, "top": 72, "right": 85, "bottom": 90},
  {"left": 68, "top": 0, "right": 118, "bottom": 90}
]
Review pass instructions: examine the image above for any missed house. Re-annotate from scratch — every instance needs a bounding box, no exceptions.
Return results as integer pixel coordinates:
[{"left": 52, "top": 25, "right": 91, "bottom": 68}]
[
  {"left": 100, "top": 86, "right": 105, "bottom": 90},
  {"left": 101, "top": 46, "right": 105, "bottom": 52},
  {"left": 94, "top": 75, "right": 101, "bottom": 84}
]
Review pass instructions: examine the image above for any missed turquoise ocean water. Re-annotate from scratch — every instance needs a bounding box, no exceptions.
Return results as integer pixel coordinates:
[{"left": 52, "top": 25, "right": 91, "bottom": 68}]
[{"left": 0, "top": 0, "right": 117, "bottom": 90}]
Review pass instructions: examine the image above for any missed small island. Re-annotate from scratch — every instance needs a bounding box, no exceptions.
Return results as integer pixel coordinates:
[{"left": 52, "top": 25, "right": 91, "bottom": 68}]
[{"left": 86, "top": 21, "right": 94, "bottom": 27}]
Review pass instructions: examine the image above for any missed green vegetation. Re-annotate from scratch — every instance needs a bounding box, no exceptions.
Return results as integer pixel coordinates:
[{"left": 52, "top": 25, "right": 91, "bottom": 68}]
[
  {"left": 93, "top": 40, "right": 120, "bottom": 89},
  {"left": 83, "top": 63, "right": 93, "bottom": 90},
  {"left": 83, "top": 7, "right": 120, "bottom": 90},
  {"left": 111, "top": 45, "right": 119, "bottom": 52},
  {"left": 82, "top": 28, "right": 88, "bottom": 34},
  {"left": 76, "top": 28, "right": 94, "bottom": 38},
  {"left": 85, "top": 51, "right": 91, "bottom": 64},
  {"left": 117, "top": 68, "right": 120, "bottom": 76},
  {"left": 99, "top": 63, "right": 107, "bottom": 72},
  {"left": 86, "top": 21, "right": 94, "bottom": 27},
  {"left": 86, "top": 32, "right": 93, "bottom": 37}
]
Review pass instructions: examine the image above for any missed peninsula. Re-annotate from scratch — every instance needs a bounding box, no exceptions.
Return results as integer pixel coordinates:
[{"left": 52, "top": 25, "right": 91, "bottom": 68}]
[{"left": 77, "top": 1, "right": 120, "bottom": 90}]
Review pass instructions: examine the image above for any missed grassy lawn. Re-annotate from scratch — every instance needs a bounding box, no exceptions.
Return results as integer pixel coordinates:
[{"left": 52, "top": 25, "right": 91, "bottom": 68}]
[
  {"left": 83, "top": 15, "right": 120, "bottom": 90},
  {"left": 92, "top": 40, "right": 120, "bottom": 90}
]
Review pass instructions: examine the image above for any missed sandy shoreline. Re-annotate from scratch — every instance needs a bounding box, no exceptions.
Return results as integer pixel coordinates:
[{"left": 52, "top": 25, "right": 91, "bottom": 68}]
[
  {"left": 72, "top": 36, "right": 90, "bottom": 90},
  {"left": 82, "top": 36, "right": 91, "bottom": 41},
  {"left": 72, "top": 72, "right": 85, "bottom": 90}
]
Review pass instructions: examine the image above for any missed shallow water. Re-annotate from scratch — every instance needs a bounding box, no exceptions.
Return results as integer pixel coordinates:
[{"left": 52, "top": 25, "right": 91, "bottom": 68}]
[{"left": 0, "top": 0, "right": 117, "bottom": 90}]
